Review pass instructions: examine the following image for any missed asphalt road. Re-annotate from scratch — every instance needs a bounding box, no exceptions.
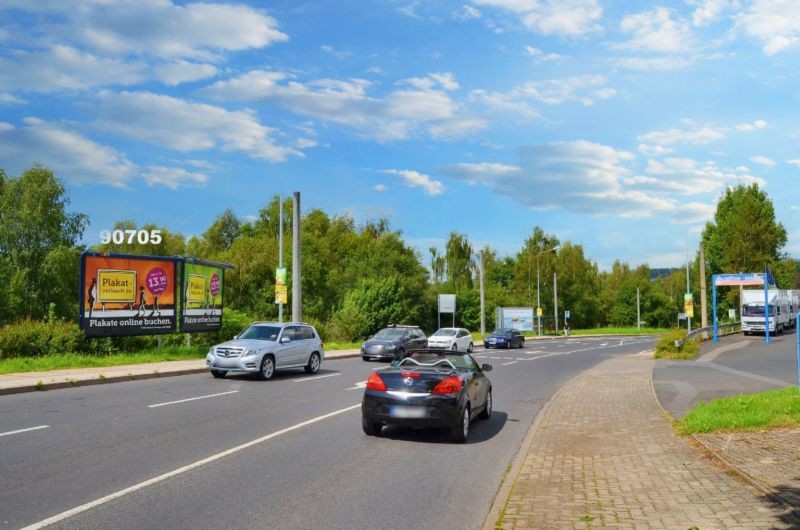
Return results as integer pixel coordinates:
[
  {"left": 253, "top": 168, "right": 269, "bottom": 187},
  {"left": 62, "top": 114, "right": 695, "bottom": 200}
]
[
  {"left": 653, "top": 328, "right": 797, "bottom": 418},
  {"left": 0, "top": 336, "right": 656, "bottom": 530}
]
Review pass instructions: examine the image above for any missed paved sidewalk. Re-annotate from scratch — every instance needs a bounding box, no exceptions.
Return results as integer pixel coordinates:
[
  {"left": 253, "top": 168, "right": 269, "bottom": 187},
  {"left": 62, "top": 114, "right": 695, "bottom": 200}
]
[
  {"left": 0, "top": 348, "right": 360, "bottom": 395},
  {"left": 490, "top": 352, "right": 799, "bottom": 529}
]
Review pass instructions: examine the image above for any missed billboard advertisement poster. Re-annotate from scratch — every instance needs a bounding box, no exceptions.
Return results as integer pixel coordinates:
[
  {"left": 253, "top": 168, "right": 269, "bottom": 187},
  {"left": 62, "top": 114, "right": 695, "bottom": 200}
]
[
  {"left": 438, "top": 294, "right": 456, "bottom": 313},
  {"left": 275, "top": 284, "right": 288, "bottom": 304},
  {"left": 181, "top": 261, "right": 224, "bottom": 332},
  {"left": 684, "top": 293, "right": 694, "bottom": 318},
  {"left": 500, "top": 307, "right": 534, "bottom": 332},
  {"left": 81, "top": 254, "right": 177, "bottom": 337}
]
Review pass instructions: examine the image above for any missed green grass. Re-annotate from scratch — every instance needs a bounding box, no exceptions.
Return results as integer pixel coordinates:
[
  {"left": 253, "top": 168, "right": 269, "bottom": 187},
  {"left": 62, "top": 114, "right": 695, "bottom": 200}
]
[
  {"left": 0, "top": 345, "right": 207, "bottom": 375},
  {"left": 653, "top": 328, "right": 699, "bottom": 360},
  {"left": 680, "top": 387, "right": 800, "bottom": 434},
  {"left": 323, "top": 341, "right": 361, "bottom": 350}
]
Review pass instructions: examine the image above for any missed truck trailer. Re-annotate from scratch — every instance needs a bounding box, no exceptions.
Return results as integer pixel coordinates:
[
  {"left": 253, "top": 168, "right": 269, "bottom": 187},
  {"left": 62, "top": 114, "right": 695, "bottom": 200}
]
[{"left": 741, "top": 288, "right": 790, "bottom": 335}]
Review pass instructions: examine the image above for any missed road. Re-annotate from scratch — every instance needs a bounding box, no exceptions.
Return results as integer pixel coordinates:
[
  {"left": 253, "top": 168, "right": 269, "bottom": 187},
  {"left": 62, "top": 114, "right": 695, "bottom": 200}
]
[
  {"left": 0, "top": 336, "right": 656, "bottom": 530},
  {"left": 654, "top": 328, "right": 796, "bottom": 418}
]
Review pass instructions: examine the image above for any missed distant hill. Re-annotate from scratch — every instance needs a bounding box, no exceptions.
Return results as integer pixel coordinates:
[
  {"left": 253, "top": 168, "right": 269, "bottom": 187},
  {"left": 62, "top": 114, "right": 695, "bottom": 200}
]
[{"left": 650, "top": 267, "right": 679, "bottom": 280}]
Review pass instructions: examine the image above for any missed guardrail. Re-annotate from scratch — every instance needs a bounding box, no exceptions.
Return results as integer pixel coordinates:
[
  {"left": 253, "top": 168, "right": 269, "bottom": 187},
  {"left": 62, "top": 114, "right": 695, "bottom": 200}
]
[{"left": 675, "top": 322, "right": 740, "bottom": 348}]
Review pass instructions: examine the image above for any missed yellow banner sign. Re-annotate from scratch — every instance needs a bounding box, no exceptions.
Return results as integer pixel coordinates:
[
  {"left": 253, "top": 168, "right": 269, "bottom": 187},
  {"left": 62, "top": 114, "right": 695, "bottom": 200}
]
[
  {"left": 684, "top": 293, "right": 694, "bottom": 318},
  {"left": 275, "top": 284, "right": 288, "bottom": 304},
  {"left": 536, "top": 307, "right": 543, "bottom": 316},
  {"left": 187, "top": 274, "right": 207, "bottom": 304},
  {"left": 97, "top": 269, "right": 137, "bottom": 303}
]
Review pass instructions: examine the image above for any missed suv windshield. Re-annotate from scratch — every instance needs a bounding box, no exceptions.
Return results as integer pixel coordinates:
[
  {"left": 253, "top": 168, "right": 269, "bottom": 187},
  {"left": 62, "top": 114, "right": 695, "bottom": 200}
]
[
  {"left": 373, "top": 328, "right": 407, "bottom": 340},
  {"left": 432, "top": 329, "right": 457, "bottom": 336},
  {"left": 238, "top": 325, "right": 281, "bottom": 341}
]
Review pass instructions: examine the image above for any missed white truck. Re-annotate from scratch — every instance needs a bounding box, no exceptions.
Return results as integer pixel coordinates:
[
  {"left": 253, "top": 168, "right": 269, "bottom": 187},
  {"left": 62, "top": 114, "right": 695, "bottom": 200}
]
[
  {"left": 790, "top": 290, "right": 800, "bottom": 329},
  {"left": 741, "top": 289, "right": 791, "bottom": 335}
]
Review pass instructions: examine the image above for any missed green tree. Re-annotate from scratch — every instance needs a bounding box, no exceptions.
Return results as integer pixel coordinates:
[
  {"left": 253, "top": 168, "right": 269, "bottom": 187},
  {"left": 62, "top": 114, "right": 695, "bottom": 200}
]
[
  {"left": 0, "top": 166, "right": 87, "bottom": 322},
  {"left": 186, "top": 209, "right": 240, "bottom": 258},
  {"left": 444, "top": 232, "right": 473, "bottom": 294}
]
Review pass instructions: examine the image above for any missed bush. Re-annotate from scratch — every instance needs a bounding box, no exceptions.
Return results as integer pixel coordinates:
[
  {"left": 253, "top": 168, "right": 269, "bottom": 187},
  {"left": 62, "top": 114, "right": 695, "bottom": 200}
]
[
  {"left": 654, "top": 328, "right": 699, "bottom": 360},
  {"left": 0, "top": 319, "right": 85, "bottom": 359}
]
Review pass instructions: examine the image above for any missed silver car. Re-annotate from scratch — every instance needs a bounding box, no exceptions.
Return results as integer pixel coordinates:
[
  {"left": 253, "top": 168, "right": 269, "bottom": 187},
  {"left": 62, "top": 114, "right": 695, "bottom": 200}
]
[{"left": 206, "top": 322, "right": 325, "bottom": 380}]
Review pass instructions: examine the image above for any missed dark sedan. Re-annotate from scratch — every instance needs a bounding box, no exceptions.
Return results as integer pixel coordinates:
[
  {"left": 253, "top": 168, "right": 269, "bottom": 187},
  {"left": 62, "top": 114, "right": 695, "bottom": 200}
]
[
  {"left": 361, "top": 325, "right": 427, "bottom": 361},
  {"left": 361, "top": 351, "right": 492, "bottom": 442},
  {"left": 484, "top": 328, "right": 525, "bottom": 349}
]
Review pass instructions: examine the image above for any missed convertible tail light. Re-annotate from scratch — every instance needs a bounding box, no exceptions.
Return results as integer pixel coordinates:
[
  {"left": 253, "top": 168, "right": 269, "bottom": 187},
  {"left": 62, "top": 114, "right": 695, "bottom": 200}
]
[
  {"left": 400, "top": 372, "right": 421, "bottom": 378},
  {"left": 366, "top": 372, "right": 387, "bottom": 392},
  {"left": 432, "top": 376, "right": 462, "bottom": 395}
]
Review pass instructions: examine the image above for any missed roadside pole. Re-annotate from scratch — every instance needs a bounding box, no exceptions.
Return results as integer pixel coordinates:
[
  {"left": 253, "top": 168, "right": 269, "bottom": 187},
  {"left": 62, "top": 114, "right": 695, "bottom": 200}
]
[
  {"left": 553, "top": 272, "right": 558, "bottom": 334},
  {"left": 796, "top": 311, "right": 799, "bottom": 395},
  {"left": 292, "top": 191, "right": 301, "bottom": 323},
  {"left": 700, "top": 242, "right": 708, "bottom": 329},
  {"left": 278, "top": 196, "right": 283, "bottom": 323},
  {"left": 479, "top": 253, "right": 485, "bottom": 335},
  {"left": 636, "top": 287, "right": 641, "bottom": 331}
]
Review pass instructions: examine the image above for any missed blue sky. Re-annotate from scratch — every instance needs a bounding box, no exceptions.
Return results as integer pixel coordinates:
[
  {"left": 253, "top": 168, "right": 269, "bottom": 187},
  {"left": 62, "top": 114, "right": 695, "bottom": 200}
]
[{"left": 1, "top": 0, "right": 798, "bottom": 269}]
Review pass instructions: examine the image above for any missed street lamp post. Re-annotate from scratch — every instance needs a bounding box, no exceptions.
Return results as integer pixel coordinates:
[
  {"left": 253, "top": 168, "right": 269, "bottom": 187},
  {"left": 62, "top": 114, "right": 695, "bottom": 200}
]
[{"left": 536, "top": 245, "right": 560, "bottom": 336}]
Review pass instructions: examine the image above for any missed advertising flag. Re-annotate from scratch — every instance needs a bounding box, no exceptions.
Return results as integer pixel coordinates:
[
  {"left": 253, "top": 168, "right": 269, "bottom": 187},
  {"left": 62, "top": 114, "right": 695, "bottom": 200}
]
[
  {"left": 81, "top": 254, "right": 177, "bottom": 337},
  {"left": 181, "top": 262, "right": 225, "bottom": 332},
  {"left": 684, "top": 293, "right": 694, "bottom": 318}
]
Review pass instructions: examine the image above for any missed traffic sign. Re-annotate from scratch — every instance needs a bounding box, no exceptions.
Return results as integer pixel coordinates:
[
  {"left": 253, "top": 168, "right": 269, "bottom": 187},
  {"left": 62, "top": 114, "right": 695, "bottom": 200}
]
[{"left": 564, "top": 310, "right": 570, "bottom": 320}]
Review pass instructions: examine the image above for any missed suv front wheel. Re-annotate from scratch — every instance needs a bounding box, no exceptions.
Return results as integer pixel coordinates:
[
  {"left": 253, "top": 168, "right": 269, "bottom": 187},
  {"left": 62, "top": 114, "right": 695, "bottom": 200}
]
[{"left": 258, "top": 355, "right": 275, "bottom": 380}]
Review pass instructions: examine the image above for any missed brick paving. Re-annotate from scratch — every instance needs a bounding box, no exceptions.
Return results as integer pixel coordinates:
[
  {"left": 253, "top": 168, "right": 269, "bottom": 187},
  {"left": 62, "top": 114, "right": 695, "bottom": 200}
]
[{"left": 496, "top": 353, "right": 799, "bottom": 529}]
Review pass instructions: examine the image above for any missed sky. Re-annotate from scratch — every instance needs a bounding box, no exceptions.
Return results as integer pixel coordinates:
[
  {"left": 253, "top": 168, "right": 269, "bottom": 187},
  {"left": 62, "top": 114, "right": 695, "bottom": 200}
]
[{"left": 0, "top": 0, "right": 798, "bottom": 270}]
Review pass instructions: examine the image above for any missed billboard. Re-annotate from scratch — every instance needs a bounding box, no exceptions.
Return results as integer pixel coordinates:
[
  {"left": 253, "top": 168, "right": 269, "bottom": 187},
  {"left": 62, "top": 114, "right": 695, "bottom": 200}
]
[
  {"left": 180, "top": 261, "right": 225, "bottom": 332},
  {"left": 81, "top": 254, "right": 178, "bottom": 337},
  {"left": 438, "top": 294, "right": 456, "bottom": 313},
  {"left": 498, "top": 307, "right": 534, "bottom": 331}
]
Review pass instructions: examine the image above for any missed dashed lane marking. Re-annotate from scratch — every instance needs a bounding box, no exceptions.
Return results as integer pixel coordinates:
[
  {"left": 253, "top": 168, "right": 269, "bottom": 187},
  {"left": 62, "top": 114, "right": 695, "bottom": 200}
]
[
  {"left": 148, "top": 391, "right": 239, "bottom": 409},
  {"left": 0, "top": 425, "right": 49, "bottom": 438},
  {"left": 292, "top": 373, "right": 341, "bottom": 383}
]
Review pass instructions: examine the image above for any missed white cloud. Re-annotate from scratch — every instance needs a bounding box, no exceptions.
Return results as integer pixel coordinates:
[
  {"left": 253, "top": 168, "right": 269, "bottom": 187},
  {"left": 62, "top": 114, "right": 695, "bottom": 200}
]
[
  {"left": 468, "top": 90, "right": 540, "bottom": 120},
  {"left": 143, "top": 166, "right": 208, "bottom": 189},
  {"left": 373, "top": 184, "right": 388, "bottom": 192},
  {"left": 0, "top": 92, "right": 26, "bottom": 104},
  {"left": 611, "top": 56, "right": 693, "bottom": 71},
  {"left": 443, "top": 141, "right": 677, "bottom": 217},
  {"left": 70, "top": 1, "right": 287, "bottom": 60},
  {"left": 201, "top": 70, "right": 485, "bottom": 141},
  {"left": 94, "top": 91, "right": 299, "bottom": 162},
  {"left": 458, "top": 5, "right": 482, "bottom": 19},
  {"left": 616, "top": 8, "right": 693, "bottom": 53},
  {"left": 735, "top": 119, "right": 768, "bottom": 132},
  {"left": 0, "top": 118, "right": 134, "bottom": 187},
  {"left": 154, "top": 61, "right": 218, "bottom": 86},
  {"left": 786, "top": 159, "right": 800, "bottom": 167},
  {"left": 0, "top": 45, "right": 146, "bottom": 92},
  {"left": 471, "top": 0, "right": 602, "bottom": 36},
  {"left": 509, "top": 74, "right": 614, "bottom": 106},
  {"left": 627, "top": 158, "right": 764, "bottom": 195},
  {"left": 637, "top": 125, "right": 727, "bottom": 155},
  {"left": 689, "top": 0, "right": 734, "bottom": 26},
  {"left": 381, "top": 169, "right": 444, "bottom": 196},
  {"left": 735, "top": 0, "right": 800, "bottom": 55},
  {"left": 321, "top": 45, "right": 351, "bottom": 59},
  {"left": 749, "top": 155, "right": 776, "bottom": 166},
  {"left": 524, "top": 46, "right": 567, "bottom": 61}
]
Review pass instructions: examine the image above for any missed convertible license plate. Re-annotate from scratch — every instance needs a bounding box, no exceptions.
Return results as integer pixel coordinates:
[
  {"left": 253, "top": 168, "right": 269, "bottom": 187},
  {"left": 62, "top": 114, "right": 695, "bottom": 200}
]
[{"left": 389, "top": 405, "right": 426, "bottom": 418}]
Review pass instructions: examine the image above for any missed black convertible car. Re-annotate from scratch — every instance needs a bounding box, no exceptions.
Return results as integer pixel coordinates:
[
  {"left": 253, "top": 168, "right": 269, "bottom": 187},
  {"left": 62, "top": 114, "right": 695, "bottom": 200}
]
[{"left": 361, "top": 351, "right": 492, "bottom": 442}]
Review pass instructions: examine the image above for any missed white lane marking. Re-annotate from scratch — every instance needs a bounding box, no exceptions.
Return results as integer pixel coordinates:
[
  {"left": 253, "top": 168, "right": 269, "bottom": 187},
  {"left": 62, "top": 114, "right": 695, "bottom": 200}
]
[
  {"left": 21, "top": 403, "right": 361, "bottom": 530},
  {"left": 502, "top": 361, "right": 519, "bottom": 366},
  {"left": 292, "top": 373, "right": 340, "bottom": 383},
  {"left": 0, "top": 425, "right": 49, "bottom": 438},
  {"left": 148, "top": 391, "right": 239, "bottom": 409},
  {"left": 346, "top": 381, "right": 367, "bottom": 391}
]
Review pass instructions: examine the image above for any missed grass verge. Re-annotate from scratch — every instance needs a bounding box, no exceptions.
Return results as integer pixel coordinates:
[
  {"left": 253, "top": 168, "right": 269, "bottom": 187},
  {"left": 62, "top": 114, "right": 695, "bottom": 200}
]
[
  {"left": 680, "top": 387, "right": 800, "bottom": 434},
  {"left": 0, "top": 345, "right": 207, "bottom": 375},
  {"left": 654, "top": 328, "right": 699, "bottom": 360}
]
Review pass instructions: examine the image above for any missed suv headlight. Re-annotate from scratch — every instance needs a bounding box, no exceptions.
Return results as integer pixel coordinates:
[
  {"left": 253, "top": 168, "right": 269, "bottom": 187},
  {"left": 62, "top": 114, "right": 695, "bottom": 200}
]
[{"left": 243, "top": 349, "right": 258, "bottom": 358}]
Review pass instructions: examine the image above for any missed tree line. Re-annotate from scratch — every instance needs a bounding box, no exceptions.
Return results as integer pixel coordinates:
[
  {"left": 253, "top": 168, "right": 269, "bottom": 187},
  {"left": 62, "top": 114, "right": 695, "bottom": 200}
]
[{"left": 1, "top": 165, "right": 797, "bottom": 341}]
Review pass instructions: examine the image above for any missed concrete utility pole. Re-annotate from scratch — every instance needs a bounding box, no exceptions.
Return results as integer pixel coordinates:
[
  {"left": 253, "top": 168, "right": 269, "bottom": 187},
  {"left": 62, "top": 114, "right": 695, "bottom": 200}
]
[
  {"left": 637, "top": 287, "right": 641, "bottom": 330},
  {"left": 479, "top": 252, "right": 485, "bottom": 335},
  {"left": 686, "top": 239, "right": 691, "bottom": 334},
  {"left": 292, "top": 191, "right": 301, "bottom": 323},
  {"left": 278, "top": 196, "right": 284, "bottom": 323},
  {"left": 553, "top": 272, "right": 558, "bottom": 334},
  {"left": 700, "top": 242, "right": 708, "bottom": 329}
]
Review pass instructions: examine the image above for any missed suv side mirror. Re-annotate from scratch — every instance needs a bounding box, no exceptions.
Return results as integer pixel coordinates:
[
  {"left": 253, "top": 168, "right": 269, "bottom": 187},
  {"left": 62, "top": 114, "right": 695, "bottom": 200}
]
[
  {"left": 280, "top": 336, "right": 291, "bottom": 344},
  {"left": 482, "top": 364, "right": 493, "bottom": 372},
  {"left": 233, "top": 335, "right": 238, "bottom": 340}
]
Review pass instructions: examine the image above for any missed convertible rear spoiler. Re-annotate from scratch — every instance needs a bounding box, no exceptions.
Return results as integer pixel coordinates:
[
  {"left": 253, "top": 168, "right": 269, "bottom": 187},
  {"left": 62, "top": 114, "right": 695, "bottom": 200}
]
[{"left": 396, "top": 357, "right": 457, "bottom": 370}]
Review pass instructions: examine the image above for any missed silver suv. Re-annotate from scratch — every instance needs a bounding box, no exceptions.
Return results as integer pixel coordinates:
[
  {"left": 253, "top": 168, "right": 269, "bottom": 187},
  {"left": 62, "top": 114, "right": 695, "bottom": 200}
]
[{"left": 206, "top": 322, "right": 325, "bottom": 380}]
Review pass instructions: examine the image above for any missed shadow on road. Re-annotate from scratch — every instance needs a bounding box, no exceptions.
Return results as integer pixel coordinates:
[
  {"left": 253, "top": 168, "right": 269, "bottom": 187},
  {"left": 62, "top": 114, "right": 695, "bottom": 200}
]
[
  {"left": 212, "top": 368, "right": 342, "bottom": 383},
  {"left": 379, "top": 411, "right": 508, "bottom": 444},
  {"left": 759, "top": 479, "right": 800, "bottom": 529}
]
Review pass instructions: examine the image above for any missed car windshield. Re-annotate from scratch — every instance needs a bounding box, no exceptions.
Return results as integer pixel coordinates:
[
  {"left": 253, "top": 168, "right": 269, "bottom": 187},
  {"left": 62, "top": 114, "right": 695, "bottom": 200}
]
[
  {"left": 373, "top": 328, "right": 406, "bottom": 340},
  {"left": 432, "top": 329, "right": 457, "bottom": 336},
  {"left": 409, "top": 353, "right": 470, "bottom": 370},
  {"left": 238, "top": 325, "right": 281, "bottom": 341}
]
